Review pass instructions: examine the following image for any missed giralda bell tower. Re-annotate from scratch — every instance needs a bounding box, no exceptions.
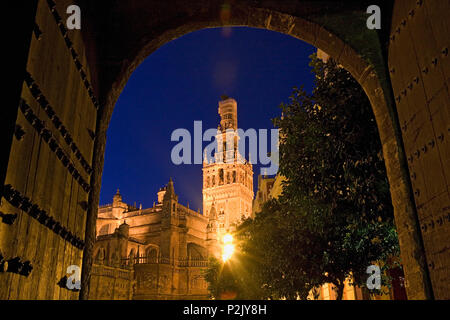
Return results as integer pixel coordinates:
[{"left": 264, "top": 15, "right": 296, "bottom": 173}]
[{"left": 202, "top": 97, "right": 254, "bottom": 237}]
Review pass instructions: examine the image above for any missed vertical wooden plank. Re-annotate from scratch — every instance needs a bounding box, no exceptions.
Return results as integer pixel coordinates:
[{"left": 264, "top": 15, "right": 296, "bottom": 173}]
[
  {"left": 4, "top": 88, "right": 43, "bottom": 299},
  {"left": 16, "top": 98, "right": 47, "bottom": 299}
]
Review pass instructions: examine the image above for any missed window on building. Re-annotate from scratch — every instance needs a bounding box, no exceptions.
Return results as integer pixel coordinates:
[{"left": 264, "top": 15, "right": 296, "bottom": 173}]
[
  {"left": 146, "top": 248, "right": 158, "bottom": 263},
  {"left": 219, "top": 169, "right": 224, "bottom": 185},
  {"left": 233, "top": 171, "right": 236, "bottom": 183},
  {"left": 95, "top": 248, "right": 105, "bottom": 264}
]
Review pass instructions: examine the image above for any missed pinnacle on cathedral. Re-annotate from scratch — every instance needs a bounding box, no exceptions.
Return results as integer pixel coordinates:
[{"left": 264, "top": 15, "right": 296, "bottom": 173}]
[
  {"left": 163, "top": 177, "right": 177, "bottom": 201},
  {"left": 113, "top": 187, "right": 122, "bottom": 205},
  {"left": 203, "top": 149, "right": 208, "bottom": 164}
]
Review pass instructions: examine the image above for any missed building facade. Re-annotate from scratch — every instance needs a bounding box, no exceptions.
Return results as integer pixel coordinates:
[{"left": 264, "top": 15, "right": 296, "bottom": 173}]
[
  {"left": 89, "top": 97, "right": 253, "bottom": 299},
  {"left": 89, "top": 182, "right": 215, "bottom": 300},
  {"left": 252, "top": 174, "right": 276, "bottom": 216}
]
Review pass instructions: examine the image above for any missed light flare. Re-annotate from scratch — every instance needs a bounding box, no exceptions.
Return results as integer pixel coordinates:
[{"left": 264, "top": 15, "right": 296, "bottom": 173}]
[{"left": 222, "top": 233, "right": 235, "bottom": 262}]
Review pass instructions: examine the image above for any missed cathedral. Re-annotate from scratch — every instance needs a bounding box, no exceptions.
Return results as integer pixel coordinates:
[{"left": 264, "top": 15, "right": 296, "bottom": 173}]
[
  {"left": 89, "top": 97, "right": 253, "bottom": 299},
  {"left": 203, "top": 98, "right": 254, "bottom": 237}
]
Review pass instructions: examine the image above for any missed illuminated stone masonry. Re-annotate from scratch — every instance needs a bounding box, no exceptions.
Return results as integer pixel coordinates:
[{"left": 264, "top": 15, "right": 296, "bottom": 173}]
[
  {"left": 90, "top": 182, "right": 212, "bottom": 300},
  {"left": 202, "top": 98, "right": 254, "bottom": 240}
]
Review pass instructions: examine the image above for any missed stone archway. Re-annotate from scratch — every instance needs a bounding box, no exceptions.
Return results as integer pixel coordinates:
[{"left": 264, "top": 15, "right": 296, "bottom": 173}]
[
  {"left": 85, "top": 3, "right": 431, "bottom": 300},
  {"left": 2, "top": 0, "right": 447, "bottom": 300}
]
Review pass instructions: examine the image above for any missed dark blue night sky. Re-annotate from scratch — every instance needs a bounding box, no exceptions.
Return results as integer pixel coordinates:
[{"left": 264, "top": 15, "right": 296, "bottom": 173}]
[{"left": 99, "top": 27, "right": 316, "bottom": 211}]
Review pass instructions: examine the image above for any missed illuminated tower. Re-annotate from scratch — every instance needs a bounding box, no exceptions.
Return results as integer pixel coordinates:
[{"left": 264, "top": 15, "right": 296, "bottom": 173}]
[{"left": 202, "top": 97, "right": 253, "bottom": 238}]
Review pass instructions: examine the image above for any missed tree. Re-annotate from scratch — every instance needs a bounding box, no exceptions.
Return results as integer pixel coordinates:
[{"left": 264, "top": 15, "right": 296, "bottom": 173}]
[
  {"left": 203, "top": 254, "right": 267, "bottom": 300},
  {"left": 220, "top": 54, "right": 400, "bottom": 300},
  {"left": 236, "top": 199, "right": 325, "bottom": 300},
  {"left": 203, "top": 257, "right": 239, "bottom": 299}
]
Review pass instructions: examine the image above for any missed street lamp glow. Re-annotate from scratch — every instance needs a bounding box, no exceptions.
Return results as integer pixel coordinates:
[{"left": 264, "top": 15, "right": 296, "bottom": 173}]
[
  {"left": 222, "top": 244, "right": 234, "bottom": 262},
  {"left": 222, "top": 233, "right": 234, "bottom": 262},
  {"left": 223, "top": 234, "right": 233, "bottom": 244}
]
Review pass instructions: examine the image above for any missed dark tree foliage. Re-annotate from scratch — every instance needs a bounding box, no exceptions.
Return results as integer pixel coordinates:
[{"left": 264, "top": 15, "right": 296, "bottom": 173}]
[
  {"left": 274, "top": 55, "right": 400, "bottom": 296},
  {"left": 236, "top": 199, "right": 326, "bottom": 300},
  {"left": 203, "top": 255, "right": 266, "bottom": 300},
  {"left": 205, "top": 54, "right": 400, "bottom": 300},
  {"left": 203, "top": 257, "right": 237, "bottom": 299}
]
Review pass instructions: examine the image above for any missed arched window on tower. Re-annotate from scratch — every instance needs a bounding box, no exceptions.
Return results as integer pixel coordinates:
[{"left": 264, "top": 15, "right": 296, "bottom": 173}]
[
  {"left": 226, "top": 172, "right": 230, "bottom": 184},
  {"left": 206, "top": 176, "right": 210, "bottom": 188},
  {"left": 219, "top": 169, "right": 224, "bottom": 185},
  {"left": 233, "top": 171, "right": 236, "bottom": 183}
]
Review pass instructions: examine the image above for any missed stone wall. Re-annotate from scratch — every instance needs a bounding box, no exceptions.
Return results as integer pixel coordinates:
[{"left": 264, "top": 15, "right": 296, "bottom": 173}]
[
  {"left": 88, "top": 264, "right": 134, "bottom": 300},
  {"left": 133, "top": 262, "right": 208, "bottom": 300}
]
